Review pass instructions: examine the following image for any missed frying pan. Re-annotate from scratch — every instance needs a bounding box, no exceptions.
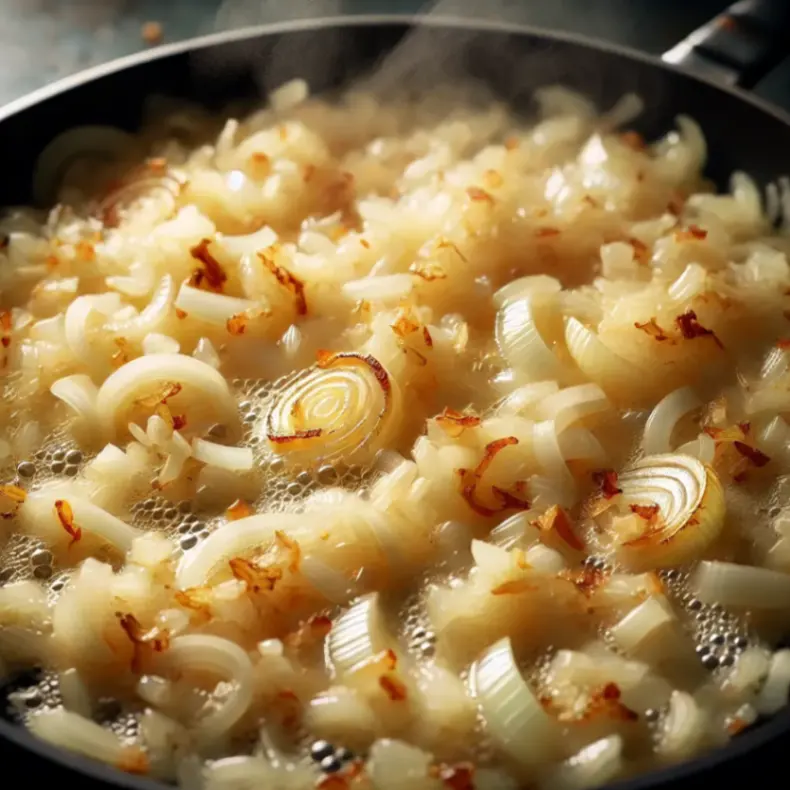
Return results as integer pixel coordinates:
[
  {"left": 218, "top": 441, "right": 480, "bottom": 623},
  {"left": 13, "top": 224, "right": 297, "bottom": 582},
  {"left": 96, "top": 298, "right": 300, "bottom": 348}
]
[{"left": 1, "top": 2, "right": 790, "bottom": 788}]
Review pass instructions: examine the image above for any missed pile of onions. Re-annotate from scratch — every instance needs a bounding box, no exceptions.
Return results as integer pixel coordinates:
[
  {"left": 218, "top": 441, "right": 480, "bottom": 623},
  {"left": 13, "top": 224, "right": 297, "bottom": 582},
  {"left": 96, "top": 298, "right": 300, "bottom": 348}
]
[
  {"left": 611, "top": 453, "right": 725, "bottom": 570},
  {"left": 265, "top": 352, "right": 401, "bottom": 466}
]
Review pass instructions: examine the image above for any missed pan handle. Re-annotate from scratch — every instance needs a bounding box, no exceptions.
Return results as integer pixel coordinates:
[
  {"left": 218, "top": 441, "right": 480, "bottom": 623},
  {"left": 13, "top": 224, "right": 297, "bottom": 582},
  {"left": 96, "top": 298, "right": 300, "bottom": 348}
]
[{"left": 662, "top": 0, "right": 790, "bottom": 89}]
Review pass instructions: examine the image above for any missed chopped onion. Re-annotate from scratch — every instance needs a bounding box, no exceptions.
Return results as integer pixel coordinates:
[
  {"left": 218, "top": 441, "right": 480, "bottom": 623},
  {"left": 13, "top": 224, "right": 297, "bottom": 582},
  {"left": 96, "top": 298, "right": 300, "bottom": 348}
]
[
  {"left": 217, "top": 225, "right": 277, "bottom": 259},
  {"left": 496, "top": 298, "right": 565, "bottom": 381},
  {"left": 300, "top": 555, "right": 361, "bottom": 605},
  {"left": 28, "top": 708, "right": 145, "bottom": 770},
  {"left": 534, "top": 384, "right": 610, "bottom": 433},
  {"left": 143, "top": 333, "right": 180, "bottom": 355},
  {"left": 564, "top": 316, "right": 655, "bottom": 403},
  {"left": 96, "top": 353, "right": 239, "bottom": 439},
  {"left": 58, "top": 668, "right": 92, "bottom": 717},
  {"left": 533, "top": 420, "right": 576, "bottom": 505},
  {"left": 657, "top": 690, "right": 707, "bottom": 760},
  {"left": 543, "top": 735, "right": 623, "bottom": 790},
  {"left": 489, "top": 511, "right": 541, "bottom": 550},
  {"left": 610, "top": 595, "right": 675, "bottom": 652},
  {"left": 176, "top": 513, "right": 308, "bottom": 588},
  {"left": 192, "top": 438, "right": 253, "bottom": 472},
  {"left": 470, "top": 637, "right": 560, "bottom": 771},
  {"left": 20, "top": 490, "right": 141, "bottom": 552},
  {"left": 642, "top": 387, "right": 701, "bottom": 455},
  {"left": 559, "top": 427, "right": 607, "bottom": 464},
  {"left": 193, "top": 337, "right": 221, "bottom": 369},
  {"left": 266, "top": 352, "right": 401, "bottom": 466},
  {"left": 270, "top": 78, "right": 309, "bottom": 111},
  {"left": 326, "top": 593, "right": 388, "bottom": 677},
  {"left": 493, "top": 275, "right": 562, "bottom": 309},
  {"left": 162, "top": 634, "right": 253, "bottom": 743},
  {"left": 367, "top": 739, "right": 436, "bottom": 790},
  {"left": 755, "top": 650, "right": 790, "bottom": 714},
  {"left": 524, "top": 543, "right": 566, "bottom": 573},
  {"left": 175, "top": 282, "right": 259, "bottom": 326},
  {"left": 758, "top": 416, "right": 790, "bottom": 463},
  {"left": 668, "top": 263, "right": 708, "bottom": 304},
  {"left": 342, "top": 274, "right": 414, "bottom": 303},
  {"left": 613, "top": 453, "right": 725, "bottom": 570},
  {"left": 64, "top": 293, "right": 123, "bottom": 359},
  {"left": 50, "top": 374, "right": 98, "bottom": 424},
  {"left": 691, "top": 561, "right": 790, "bottom": 609},
  {"left": 105, "top": 274, "right": 176, "bottom": 340},
  {"left": 674, "top": 432, "right": 716, "bottom": 464},
  {"left": 497, "top": 380, "right": 560, "bottom": 415}
]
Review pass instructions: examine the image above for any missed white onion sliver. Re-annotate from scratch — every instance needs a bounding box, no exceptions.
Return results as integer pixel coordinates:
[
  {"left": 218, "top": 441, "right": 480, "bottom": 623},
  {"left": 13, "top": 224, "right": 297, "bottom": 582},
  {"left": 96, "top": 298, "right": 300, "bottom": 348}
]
[
  {"left": 533, "top": 420, "right": 576, "bottom": 505},
  {"left": 470, "top": 637, "right": 560, "bottom": 770},
  {"left": 163, "top": 634, "right": 253, "bottom": 741},
  {"left": 692, "top": 561, "right": 790, "bottom": 609},
  {"left": 143, "top": 333, "right": 180, "bottom": 355},
  {"left": 28, "top": 708, "right": 139, "bottom": 767},
  {"left": 300, "top": 555, "right": 361, "bottom": 605},
  {"left": 496, "top": 298, "right": 565, "bottom": 381},
  {"left": 192, "top": 438, "right": 253, "bottom": 472},
  {"left": 543, "top": 735, "right": 623, "bottom": 790},
  {"left": 105, "top": 274, "right": 175, "bottom": 340},
  {"left": 326, "top": 593, "right": 387, "bottom": 677},
  {"left": 50, "top": 374, "right": 98, "bottom": 423},
  {"left": 175, "top": 283, "right": 258, "bottom": 326},
  {"left": 342, "top": 274, "right": 413, "bottom": 303},
  {"left": 610, "top": 596, "right": 674, "bottom": 652},
  {"left": 755, "top": 650, "right": 790, "bottom": 715},
  {"left": 642, "top": 387, "right": 701, "bottom": 455},
  {"left": 534, "top": 384, "right": 610, "bottom": 433}
]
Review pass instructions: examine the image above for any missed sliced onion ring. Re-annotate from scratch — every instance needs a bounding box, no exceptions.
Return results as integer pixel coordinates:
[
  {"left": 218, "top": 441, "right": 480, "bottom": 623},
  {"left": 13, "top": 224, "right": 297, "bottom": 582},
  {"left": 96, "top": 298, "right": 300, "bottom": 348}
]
[
  {"left": 612, "top": 453, "right": 725, "bottom": 571},
  {"left": 265, "top": 352, "right": 400, "bottom": 466},
  {"left": 326, "top": 593, "right": 388, "bottom": 678}
]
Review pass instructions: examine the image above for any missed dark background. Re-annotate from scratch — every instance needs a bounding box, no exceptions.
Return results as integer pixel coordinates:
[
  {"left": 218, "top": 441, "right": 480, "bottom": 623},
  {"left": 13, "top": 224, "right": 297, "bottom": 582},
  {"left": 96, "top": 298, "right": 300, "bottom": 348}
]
[{"left": 2, "top": 0, "right": 789, "bottom": 111}]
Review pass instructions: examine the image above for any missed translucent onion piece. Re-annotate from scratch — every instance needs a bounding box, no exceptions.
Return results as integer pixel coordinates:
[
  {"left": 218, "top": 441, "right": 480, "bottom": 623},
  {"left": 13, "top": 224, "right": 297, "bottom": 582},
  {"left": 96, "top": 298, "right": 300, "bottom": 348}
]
[
  {"left": 174, "top": 283, "right": 258, "bottom": 326},
  {"left": 143, "top": 333, "right": 180, "bottom": 355},
  {"left": 642, "top": 387, "right": 702, "bottom": 456},
  {"left": 610, "top": 596, "right": 675, "bottom": 652},
  {"left": 470, "top": 637, "right": 560, "bottom": 771},
  {"left": 176, "top": 513, "right": 308, "bottom": 589},
  {"left": 64, "top": 293, "right": 122, "bottom": 359},
  {"left": 564, "top": 317, "right": 654, "bottom": 402},
  {"left": 489, "top": 511, "right": 541, "bottom": 550},
  {"left": 162, "top": 634, "right": 253, "bottom": 742},
  {"left": 674, "top": 432, "right": 715, "bottom": 465},
  {"left": 755, "top": 650, "right": 790, "bottom": 715},
  {"left": 192, "top": 438, "right": 253, "bottom": 472},
  {"left": 266, "top": 352, "right": 400, "bottom": 466},
  {"left": 28, "top": 708, "right": 145, "bottom": 770},
  {"left": 691, "top": 561, "right": 790, "bottom": 609},
  {"left": 533, "top": 420, "right": 576, "bottom": 506},
  {"left": 218, "top": 225, "right": 277, "bottom": 259},
  {"left": 104, "top": 274, "right": 176, "bottom": 340},
  {"left": 300, "top": 555, "right": 361, "bottom": 605},
  {"left": 326, "top": 593, "right": 388, "bottom": 677},
  {"left": 50, "top": 374, "right": 98, "bottom": 424},
  {"left": 20, "top": 491, "right": 141, "bottom": 552},
  {"left": 58, "top": 668, "right": 92, "bottom": 717},
  {"left": 342, "top": 274, "right": 414, "bottom": 303},
  {"left": 614, "top": 454, "right": 725, "bottom": 570},
  {"left": 657, "top": 690, "right": 707, "bottom": 760},
  {"left": 524, "top": 543, "right": 567, "bottom": 573},
  {"left": 96, "top": 353, "right": 238, "bottom": 439},
  {"left": 543, "top": 735, "right": 623, "bottom": 790},
  {"left": 758, "top": 416, "right": 790, "bottom": 463},
  {"left": 496, "top": 299, "right": 565, "bottom": 381},
  {"left": 559, "top": 428, "right": 607, "bottom": 465},
  {"left": 493, "top": 276, "right": 562, "bottom": 309},
  {"left": 497, "top": 381, "right": 560, "bottom": 416},
  {"left": 534, "top": 384, "right": 610, "bottom": 434}
]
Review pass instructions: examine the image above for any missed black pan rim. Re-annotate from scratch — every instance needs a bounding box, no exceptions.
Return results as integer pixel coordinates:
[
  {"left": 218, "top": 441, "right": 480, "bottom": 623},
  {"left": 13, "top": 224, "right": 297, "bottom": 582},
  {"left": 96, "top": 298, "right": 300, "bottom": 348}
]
[{"left": 1, "top": 12, "right": 789, "bottom": 790}]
